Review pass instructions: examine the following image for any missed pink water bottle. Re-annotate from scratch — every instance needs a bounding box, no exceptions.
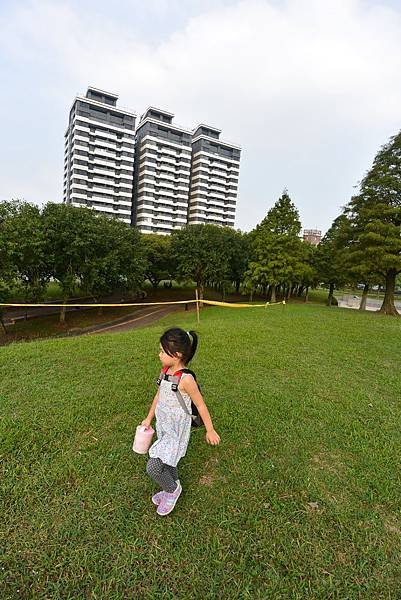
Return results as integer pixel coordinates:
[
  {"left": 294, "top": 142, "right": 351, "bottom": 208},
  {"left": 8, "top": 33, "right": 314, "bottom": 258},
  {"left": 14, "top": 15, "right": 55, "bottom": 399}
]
[{"left": 132, "top": 425, "right": 154, "bottom": 454}]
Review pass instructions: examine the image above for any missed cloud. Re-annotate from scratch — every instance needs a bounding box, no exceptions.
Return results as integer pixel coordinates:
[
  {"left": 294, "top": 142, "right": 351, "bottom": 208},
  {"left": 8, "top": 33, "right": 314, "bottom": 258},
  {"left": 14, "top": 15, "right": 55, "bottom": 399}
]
[{"left": 1, "top": 0, "right": 401, "bottom": 232}]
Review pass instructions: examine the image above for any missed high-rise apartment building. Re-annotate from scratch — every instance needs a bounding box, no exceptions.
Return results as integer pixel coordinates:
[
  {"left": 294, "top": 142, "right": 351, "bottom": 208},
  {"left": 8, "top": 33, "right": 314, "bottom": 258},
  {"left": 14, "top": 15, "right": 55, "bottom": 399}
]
[
  {"left": 189, "top": 126, "right": 240, "bottom": 227},
  {"left": 63, "top": 87, "right": 136, "bottom": 225},
  {"left": 64, "top": 88, "right": 241, "bottom": 232},
  {"left": 132, "top": 108, "right": 192, "bottom": 235}
]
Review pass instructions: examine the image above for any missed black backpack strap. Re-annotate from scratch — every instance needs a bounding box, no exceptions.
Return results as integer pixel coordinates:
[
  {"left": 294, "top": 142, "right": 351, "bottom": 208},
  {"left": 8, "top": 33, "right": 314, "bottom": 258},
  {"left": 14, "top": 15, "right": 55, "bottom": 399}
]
[
  {"left": 172, "top": 370, "right": 203, "bottom": 427},
  {"left": 156, "top": 368, "right": 169, "bottom": 386}
]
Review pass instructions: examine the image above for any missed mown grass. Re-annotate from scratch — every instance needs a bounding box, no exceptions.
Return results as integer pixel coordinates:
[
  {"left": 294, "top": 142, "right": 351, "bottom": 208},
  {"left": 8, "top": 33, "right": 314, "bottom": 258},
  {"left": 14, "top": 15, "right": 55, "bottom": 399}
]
[{"left": 0, "top": 304, "right": 400, "bottom": 599}]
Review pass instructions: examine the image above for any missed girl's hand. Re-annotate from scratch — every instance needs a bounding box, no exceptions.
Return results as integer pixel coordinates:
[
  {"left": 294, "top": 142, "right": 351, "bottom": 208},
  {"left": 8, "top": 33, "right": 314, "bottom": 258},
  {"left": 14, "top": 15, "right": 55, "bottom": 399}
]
[
  {"left": 206, "top": 429, "right": 221, "bottom": 446},
  {"left": 141, "top": 418, "right": 152, "bottom": 428}
]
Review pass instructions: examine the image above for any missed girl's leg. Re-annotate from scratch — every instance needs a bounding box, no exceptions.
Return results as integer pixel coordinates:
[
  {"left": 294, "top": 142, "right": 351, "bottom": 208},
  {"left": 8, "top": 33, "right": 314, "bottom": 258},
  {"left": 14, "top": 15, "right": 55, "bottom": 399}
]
[
  {"left": 146, "top": 458, "right": 177, "bottom": 493},
  {"left": 165, "top": 464, "right": 179, "bottom": 482}
]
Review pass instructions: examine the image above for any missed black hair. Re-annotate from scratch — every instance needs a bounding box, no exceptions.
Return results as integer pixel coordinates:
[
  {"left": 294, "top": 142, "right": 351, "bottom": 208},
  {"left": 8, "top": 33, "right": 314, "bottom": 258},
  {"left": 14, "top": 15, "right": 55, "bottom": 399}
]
[{"left": 160, "top": 328, "right": 198, "bottom": 364}]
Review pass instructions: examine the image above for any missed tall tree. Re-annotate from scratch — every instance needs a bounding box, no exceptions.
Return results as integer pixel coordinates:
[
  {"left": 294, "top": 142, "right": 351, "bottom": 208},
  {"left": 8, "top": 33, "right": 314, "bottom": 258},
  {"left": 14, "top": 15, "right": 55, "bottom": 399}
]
[
  {"left": 171, "top": 224, "right": 231, "bottom": 300},
  {"left": 245, "top": 190, "right": 304, "bottom": 302},
  {"left": 224, "top": 229, "right": 250, "bottom": 294},
  {"left": 3, "top": 202, "right": 49, "bottom": 303},
  {"left": 315, "top": 215, "right": 349, "bottom": 306},
  {"left": 79, "top": 215, "right": 146, "bottom": 307},
  {"left": 0, "top": 201, "right": 19, "bottom": 333},
  {"left": 347, "top": 131, "right": 401, "bottom": 316}
]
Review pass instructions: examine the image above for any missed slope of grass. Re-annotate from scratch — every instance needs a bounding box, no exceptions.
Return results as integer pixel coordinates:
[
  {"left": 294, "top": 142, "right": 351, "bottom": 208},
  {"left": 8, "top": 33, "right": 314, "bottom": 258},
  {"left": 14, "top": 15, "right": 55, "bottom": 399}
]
[{"left": 0, "top": 304, "right": 400, "bottom": 599}]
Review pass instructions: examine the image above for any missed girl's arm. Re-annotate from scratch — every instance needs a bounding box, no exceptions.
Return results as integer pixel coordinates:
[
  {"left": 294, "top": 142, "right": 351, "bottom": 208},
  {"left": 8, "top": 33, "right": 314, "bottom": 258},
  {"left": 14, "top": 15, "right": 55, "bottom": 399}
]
[
  {"left": 141, "top": 388, "right": 160, "bottom": 428},
  {"left": 181, "top": 377, "right": 221, "bottom": 446}
]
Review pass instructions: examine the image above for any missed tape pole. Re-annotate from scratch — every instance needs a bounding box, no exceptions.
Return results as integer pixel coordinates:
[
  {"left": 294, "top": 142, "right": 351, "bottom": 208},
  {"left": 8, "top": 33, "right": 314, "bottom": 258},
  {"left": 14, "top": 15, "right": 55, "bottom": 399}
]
[{"left": 195, "top": 288, "right": 200, "bottom": 324}]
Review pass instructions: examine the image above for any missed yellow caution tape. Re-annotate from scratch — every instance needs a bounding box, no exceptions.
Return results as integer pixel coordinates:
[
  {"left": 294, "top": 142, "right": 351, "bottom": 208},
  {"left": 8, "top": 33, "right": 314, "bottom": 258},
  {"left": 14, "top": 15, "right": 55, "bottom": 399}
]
[
  {"left": 201, "top": 300, "right": 286, "bottom": 308},
  {"left": 0, "top": 300, "right": 197, "bottom": 308},
  {"left": 0, "top": 299, "right": 287, "bottom": 309}
]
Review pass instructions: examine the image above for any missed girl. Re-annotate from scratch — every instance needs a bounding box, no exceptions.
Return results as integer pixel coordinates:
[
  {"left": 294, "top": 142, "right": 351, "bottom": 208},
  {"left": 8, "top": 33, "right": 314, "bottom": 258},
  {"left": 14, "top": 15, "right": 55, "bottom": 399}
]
[{"left": 141, "top": 327, "right": 220, "bottom": 516}]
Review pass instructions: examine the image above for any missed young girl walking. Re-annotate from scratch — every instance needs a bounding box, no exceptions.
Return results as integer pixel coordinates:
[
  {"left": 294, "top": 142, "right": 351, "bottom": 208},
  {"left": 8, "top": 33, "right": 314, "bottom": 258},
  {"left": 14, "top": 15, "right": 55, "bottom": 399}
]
[{"left": 141, "top": 327, "right": 220, "bottom": 516}]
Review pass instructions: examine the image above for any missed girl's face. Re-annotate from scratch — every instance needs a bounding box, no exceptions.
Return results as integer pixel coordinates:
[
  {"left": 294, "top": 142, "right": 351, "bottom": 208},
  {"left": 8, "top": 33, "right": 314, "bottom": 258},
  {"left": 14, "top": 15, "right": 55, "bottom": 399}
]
[{"left": 159, "top": 344, "right": 181, "bottom": 368}]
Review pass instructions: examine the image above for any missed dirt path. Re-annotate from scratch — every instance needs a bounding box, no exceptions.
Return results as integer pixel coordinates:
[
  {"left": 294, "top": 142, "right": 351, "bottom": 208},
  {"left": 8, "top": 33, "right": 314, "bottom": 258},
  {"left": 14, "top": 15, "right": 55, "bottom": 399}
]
[{"left": 85, "top": 304, "right": 190, "bottom": 335}]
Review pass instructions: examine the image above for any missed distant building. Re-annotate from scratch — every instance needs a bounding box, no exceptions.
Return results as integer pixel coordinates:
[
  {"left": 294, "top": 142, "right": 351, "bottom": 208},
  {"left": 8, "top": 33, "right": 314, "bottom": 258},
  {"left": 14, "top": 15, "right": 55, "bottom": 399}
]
[{"left": 303, "top": 229, "right": 321, "bottom": 245}]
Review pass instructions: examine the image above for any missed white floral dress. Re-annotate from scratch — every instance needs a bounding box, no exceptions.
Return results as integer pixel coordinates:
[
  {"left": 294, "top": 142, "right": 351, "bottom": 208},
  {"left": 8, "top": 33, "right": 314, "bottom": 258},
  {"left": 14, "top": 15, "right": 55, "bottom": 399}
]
[{"left": 148, "top": 373, "right": 192, "bottom": 467}]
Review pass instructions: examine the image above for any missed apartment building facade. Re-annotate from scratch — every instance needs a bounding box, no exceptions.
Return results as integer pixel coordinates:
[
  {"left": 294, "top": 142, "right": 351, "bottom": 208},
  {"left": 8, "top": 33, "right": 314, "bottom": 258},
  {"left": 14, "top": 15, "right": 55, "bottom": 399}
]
[
  {"left": 63, "top": 87, "right": 136, "bottom": 225},
  {"left": 188, "top": 125, "right": 240, "bottom": 228},
  {"left": 132, "top": 108, "right": 192, "bottom": 234}
]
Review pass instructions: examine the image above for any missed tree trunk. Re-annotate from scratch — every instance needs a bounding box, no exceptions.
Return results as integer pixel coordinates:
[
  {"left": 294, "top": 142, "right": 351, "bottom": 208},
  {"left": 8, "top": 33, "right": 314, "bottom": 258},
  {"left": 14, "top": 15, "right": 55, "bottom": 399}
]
[
  {"left": 60, "top": 299, "right": 67, "bottom": 323},
  {"left": 359, "top": 283, "right": 369, "bottom": 311},
  {"left": 235, "top": 281, "right": 240, "bottom": 294},
  {"left": 304, "top": 287, "right": 309, "bottom": 303},
  {"left": 298, "top": 286, "right": 304, "bottom": 297},
  {"left": 326, "top": 283, "right": 335, "bottom": 306},
  {"left": 271, "top": 286, "right": 276, "bottom": 303},
  {"left": 379, "top": 269, "right": 399, "bottom": 316},
  {"left": 0, "top": 316, "right": 7, "bottom": 335}
]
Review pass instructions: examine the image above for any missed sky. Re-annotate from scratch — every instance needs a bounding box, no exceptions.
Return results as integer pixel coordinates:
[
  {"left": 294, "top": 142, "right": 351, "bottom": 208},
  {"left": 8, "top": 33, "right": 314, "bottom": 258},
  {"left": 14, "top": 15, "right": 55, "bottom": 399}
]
[{"left": 1, "top": 0, "right": 401, "bottom": 235}]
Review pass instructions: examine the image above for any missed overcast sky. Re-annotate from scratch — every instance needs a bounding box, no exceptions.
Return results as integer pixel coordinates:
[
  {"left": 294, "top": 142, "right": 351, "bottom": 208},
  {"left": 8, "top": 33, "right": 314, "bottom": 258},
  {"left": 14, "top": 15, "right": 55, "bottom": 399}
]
[{"left": 1, "top": 0, "right": 401, "bottom": 235}]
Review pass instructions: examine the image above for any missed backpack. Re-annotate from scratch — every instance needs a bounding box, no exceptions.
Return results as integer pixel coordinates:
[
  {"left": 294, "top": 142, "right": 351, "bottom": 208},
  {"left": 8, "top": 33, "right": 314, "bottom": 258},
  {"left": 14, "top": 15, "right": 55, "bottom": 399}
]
[{"left": 156, "top": 367, "right": 203, "bottom": 427}]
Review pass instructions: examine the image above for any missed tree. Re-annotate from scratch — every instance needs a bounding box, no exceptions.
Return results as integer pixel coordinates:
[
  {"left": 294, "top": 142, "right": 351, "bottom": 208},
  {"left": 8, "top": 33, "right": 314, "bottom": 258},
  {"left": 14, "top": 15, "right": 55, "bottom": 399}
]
[
  {"left": 315, "top": 215, "right": 349, "bottom": 306},
  {"left": 43, "top": 203, "right": 92, "bottom": 321},
  {"left": 142, "top": 234, "right": 174, "bottom": 288},
  {"left": 347, "top": 131, "right": 401, "bottom": 316},
  {"left": 340, "top": 216, "right": 384, "bottom": 311},
  {"left": 245, "top": 190, "right": 304, "bottom": 302},
  {"left": 171, "top": 224, "right": 231, "bottom": 300},
  {"left": 0, "top": 201, "right": 19, "bottom": 333},
  {"left": 3, "top": 201, "right": 49, "bottom": 304},
  {"left": 223, "top": 229, "right": 250, "bottom": 294},
  {"left": 79, "top": 215, "right": 146, "bottom": 309},
  {"left": 297, "top": 241, "right": 319, "bottom": 302}
]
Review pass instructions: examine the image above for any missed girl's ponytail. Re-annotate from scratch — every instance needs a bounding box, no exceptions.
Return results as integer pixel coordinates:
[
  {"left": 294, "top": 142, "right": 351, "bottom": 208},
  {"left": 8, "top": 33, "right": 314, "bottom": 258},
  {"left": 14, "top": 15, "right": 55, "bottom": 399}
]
[{"left": 187, "top": 330, "right": 198, "bottom": 362}]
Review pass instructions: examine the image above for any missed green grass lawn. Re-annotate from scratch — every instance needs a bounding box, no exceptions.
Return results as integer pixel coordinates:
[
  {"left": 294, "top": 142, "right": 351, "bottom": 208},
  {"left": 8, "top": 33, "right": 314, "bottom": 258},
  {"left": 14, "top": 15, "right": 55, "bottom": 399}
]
[{"left": 0, "top": 305, "right": 400, "bottom": 599}]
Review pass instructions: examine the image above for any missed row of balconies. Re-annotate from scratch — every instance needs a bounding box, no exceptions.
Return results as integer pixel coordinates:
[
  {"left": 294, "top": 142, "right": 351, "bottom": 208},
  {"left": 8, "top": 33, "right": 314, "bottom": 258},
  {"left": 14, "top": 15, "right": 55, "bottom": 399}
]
[
  {"left": 136, "top": 201, "right": 187, "bottom": 214},
  {"left": 71, "top": 177, "right": 133, "bottom": 191},
  {"left": 72, "top": 183, "right": 132, "bottom": 197},
  {"left": 191, "top": 165, "right": 239, "bottom": 181},
  {"left": 192, "top": 155, "right": 240, "bottom": 170},
  {"left": 71, "top": 193, "right": 131, "bottom": 209},
  {"left": 73, "top": 126, "right": 134, "bottom": 146}
]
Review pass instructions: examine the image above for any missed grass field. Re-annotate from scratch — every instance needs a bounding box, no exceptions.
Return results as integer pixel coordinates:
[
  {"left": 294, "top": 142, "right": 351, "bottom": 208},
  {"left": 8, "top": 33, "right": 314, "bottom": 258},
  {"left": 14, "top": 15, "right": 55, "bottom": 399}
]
[{"left": 1, "top": 304, "right": 400, "bottom": 599}]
